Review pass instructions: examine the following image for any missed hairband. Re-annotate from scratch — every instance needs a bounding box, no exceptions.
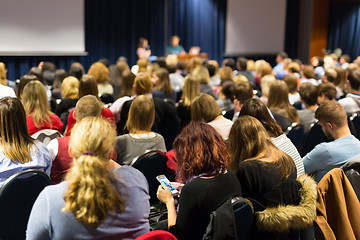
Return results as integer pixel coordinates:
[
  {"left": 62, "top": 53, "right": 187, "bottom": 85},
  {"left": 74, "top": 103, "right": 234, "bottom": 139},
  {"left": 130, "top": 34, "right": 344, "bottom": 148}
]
[{"left": 82, "top": 151, "right": 95, "bottom": 156}]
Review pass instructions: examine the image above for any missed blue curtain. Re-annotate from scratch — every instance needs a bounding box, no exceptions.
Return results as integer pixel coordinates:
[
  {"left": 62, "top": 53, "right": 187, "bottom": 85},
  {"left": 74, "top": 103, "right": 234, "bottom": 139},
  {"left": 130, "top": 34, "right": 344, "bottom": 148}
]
[
  {"left": 3, "top": 0, "right": 165, "bottom": 80},
  {"left": 328, "top": 2, "right": 360, "bottom": 60},
  {"left": 168, "top": 0, "right": 226, "bottom": 64}
]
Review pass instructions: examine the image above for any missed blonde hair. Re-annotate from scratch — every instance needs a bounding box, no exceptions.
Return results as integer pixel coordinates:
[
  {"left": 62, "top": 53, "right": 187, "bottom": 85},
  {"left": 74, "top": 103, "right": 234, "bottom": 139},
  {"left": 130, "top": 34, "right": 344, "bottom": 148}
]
[
  {"left": 88, "top": 62, "right": 109, "bottom": 83},
  {"left": 153, "top": 68, "right": 173, "bottom": 98},
  {"left": 218, "top": 66, "right": 233, "bottom": 80},
  {"left": 63, "top": 117, "right": 124, "bottom": 226},
  {"left": 192, "top": 66, "right": 210, "bottom": 84},
  {"left": 228, "top": 115, "right": 295, "bottom": 178},
  {"left": 182, "top": 76, "right": 200, "bottom": 106},
  {"left": 61, "top": 76, "right": 79, "bottom": 99},
  {"left": 247, "top": 59, "right": 255, "bottom": 72},
  {"left": 191, "top": 93, "right": 222, "bottom": 122},
  {"left": 22, "top": 80, "right": 52, "bottom": 128},
  {"left": 0, "top": 62, "right": 7, "bottom": 85},
  {"left": 0, "top": 97, "right": 36, "bottom": 163},
  {"left": 137, "top": 58, "right": 149, "bottom": 73},
  {"left": 261, "top": 74, "right": 277, "bottom": 97},
  {"left": 126, "top": 95, "right": 155, "bottom": 133},
  {"left": 233, "top": 74, "right": 249, "bottom": 84},
  {"left": 133, "top": 72, "right": 152, "bottom": 95},
  {"left": 186, "top": 57, "right": 201, "bottom": 73}
]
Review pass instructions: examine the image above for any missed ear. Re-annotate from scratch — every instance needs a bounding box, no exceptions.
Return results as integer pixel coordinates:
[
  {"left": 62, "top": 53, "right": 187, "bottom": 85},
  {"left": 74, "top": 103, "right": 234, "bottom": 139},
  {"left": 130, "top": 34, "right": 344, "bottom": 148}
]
[
  {"left": 327, "top": 122, "right": 333, "bottom": 130},
  {"left": 68, "top": 144, "right": 73, "bottom": 158}
]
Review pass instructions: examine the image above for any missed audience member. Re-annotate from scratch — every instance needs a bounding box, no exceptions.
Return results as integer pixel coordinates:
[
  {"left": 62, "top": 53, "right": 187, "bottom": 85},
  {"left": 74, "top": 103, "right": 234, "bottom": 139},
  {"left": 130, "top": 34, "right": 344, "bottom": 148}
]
[
  {"left": 232, "top": 81, "right": 253, "bottom": 121},
  {"left": 255, "top": 60, "right": 274, "bottom": 88},
  {"left": 216, "top": 80, "right": 234, "bottom": 112},
  {"left": 0, "top": 63, "right": 16, "bottom": 98},
  {"left": 110, "top": 70, "right": 136, "bottom": 122},
  {"left": 176, "top": 76, "right": 200, "bottom": 130},
  {"left": 185, "top": 57, "right": 201, "bottom": 74},
  {"left": 228, "top": 115, "right": 296, "bottom": 205},
  {"left": 236, "top": 57, "right": 255, "bottom": 87},
  {"left": 317, "top": 82, "right": 337, "bottom": 105},
  {"left": 152, "top": 68, "right": 176, "bottom": 102},
  {"left": 273, "top": 51, "right": 288, "bottom": 79},
  {"left": 301, "top": 65, "right": 318, "bottom": 85},
  {"left": 239, "top": 98, "right": 305, "bottom": 177},
  {"left": 0, "top": 97, "right": 51, "bottom": 185},
  {"left": 334, "top": 67, "right": 347, "bottom": 98},
  {"left": 48, "top": 95, "right": 103, "bottom": 184},
  {"left": 191, "top": 93, "right": 233, "bottom": 139},
  {"left": 268, "top": 80, "right": 299, "bottom": 131},
  {"left": 340, "top": 54, "right": 350, "bottom": 69},
  {"left": 192, "top": 66, "right": 218, "bottom": 100},
  {"left": 41, "top": 61, "right": 56, "bottom": 86},
  {"left": 259, "top": 74, "right": 277, "bottom": 106},
  {"left": 166, "top": 55, "right": 184, "bottom": 91},
  {"left": 22, "top": 81, "right": 63, "bottom": 135},
  {"left": 52, "top": 69, "right": 68, "bottom": 100},
  {"left": 27, "top": 117, "right": 150, "bottom": 239},
  {"left": 115, "top": 95, "right": 166, "bottom": 165},
  {"left": 218, "top": 66, "right": 233, "bottom": 81},
  {"left": 69, "top": 62, "right": 85, "bottom": 81},
  {"left": 137, "top": 37, "right": 151, "bottom": 59},
  {"left": 88, "top": 62, "right": 114, "bottom": 97},
  {"left": 55, "top": 76, "right": 79, "bottom": 120},
  {"left": 157, "top": 122, "right": 241, "bottom": 240},
  {"left": 64, "top": 75, "right": 115, "bottom": 136},
  {"left": 283, "top": 74, "right": 300, "bottom": 105},
  {"left": 297, "top": 83, "right": 318, "bottom": 130},
  {"left": 321, "top": 68, "right": 337, "bottom": 84},
  {"left": 109, "top": 60, "right": 130, "bottom": 100},
  {"left": 302, "top": 102, "right": 360, "bottom": 182},
  {"left": 16, "top": 74, "right": 38, "bottom": 99},
  {"left": 339, "top": 70, "right": 360, "bottom": 114},
  {"left": 167, "top": 35, "right": 185, "bottom": 56},
  {"left": 205, "top": 60, "right": 220, "bottom": 87},
  {"left": 311, "top": 56, "right": 325, "bottom": 79}
]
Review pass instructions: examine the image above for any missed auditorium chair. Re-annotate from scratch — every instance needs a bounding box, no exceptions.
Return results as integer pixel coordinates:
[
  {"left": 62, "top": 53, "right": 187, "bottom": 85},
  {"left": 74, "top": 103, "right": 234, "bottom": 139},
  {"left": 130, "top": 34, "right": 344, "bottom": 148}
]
[
  {"left": 31, "top": 129, "right": 62, "bottom": 146},
  {"left": 286, "top": 122, "right": 305, "bottom": 152},
  {"left": 135, "top": 230, "right": 177, "bottom": 240},
  {"left": 301, "top": 122, "right": 328, "bottom": 157}
]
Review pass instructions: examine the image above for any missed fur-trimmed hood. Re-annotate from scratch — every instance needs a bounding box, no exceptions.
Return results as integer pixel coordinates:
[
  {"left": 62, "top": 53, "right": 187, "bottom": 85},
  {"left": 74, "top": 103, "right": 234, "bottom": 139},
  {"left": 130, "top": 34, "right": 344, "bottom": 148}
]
[{"left": 255, "top": 174, "right": 317, "bottom": 232}]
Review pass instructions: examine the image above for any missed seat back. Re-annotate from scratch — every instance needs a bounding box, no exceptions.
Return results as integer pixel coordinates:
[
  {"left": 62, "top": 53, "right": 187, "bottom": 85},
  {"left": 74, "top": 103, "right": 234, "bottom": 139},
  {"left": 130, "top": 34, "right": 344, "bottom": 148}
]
[
  {"left": 301, "top": 123, "right": 327, "bottom": 157},
  {"left": 0, "top": 169, "right": 52, "bottom": 239},
  {"left": 232, "top": 197, "right": 254, "bottom": 240},
  {"left": 286, "top": 122, "right": 305, "bottom": 152},
  {"left": 131, "top": 150, "right": 168, "bottom": 205},
  {"left": 350, "top": 114, "right": 360, "bottom": 139},
  {"left": 31, "top": 129, "right": 62, "bottom": 146},
  {"left": 135, "top": 230, "right": 177, "bottom": 240}
]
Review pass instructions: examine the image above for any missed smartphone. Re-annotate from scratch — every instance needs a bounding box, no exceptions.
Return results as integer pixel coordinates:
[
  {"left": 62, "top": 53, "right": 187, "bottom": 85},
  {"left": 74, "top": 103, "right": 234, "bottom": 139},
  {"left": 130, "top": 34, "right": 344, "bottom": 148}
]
[{"left": 156, "top": 175, "right": 179, "bottom": 195}]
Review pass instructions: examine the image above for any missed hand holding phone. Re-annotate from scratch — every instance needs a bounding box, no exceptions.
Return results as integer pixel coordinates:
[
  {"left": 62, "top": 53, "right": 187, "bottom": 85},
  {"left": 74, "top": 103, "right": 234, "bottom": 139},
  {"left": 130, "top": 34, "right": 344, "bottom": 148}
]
[{"left": 156, "top": 175, "right": 179, "bottom": 196}]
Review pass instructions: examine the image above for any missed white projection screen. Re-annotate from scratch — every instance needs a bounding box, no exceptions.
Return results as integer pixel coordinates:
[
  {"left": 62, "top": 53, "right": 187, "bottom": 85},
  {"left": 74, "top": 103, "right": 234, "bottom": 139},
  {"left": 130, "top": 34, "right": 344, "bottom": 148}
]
[
  {"left": 0, "top": 0, "right": 85, "bottom": 55},
  {"left": 225, "top": 0, "right": 287, "bottom": 55}
]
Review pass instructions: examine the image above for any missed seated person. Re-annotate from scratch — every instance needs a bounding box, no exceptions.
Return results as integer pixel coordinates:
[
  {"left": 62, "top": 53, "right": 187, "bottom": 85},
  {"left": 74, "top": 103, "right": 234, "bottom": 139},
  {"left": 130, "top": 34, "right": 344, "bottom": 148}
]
[
  {"left": 115, "top": 95, "right": 166, "bottom": 165},
  {"left": 297, "top": 82, "right": 318, "bottom": 131},
  {"left": 236, "top": 57, "right": 255, "bottom": 87},
  {"left": 22, "top": 80, "right": 63, "bottom": 135},
  {"left": 157, "top": 122, "right": 241, "bottom": 240},
  {"left": 231, "top": 81, "right": 253, "bottom": 121},
  {"left": 27, "top": 117, "right": 150, "bottom": 239},
  {"left": 48, "top": 95, "right": 103, "bottom": 184},
  {"left": 283, "top": 74, "right": 300, "bottom": 105},
  {"left": 88, "top": 62, "right": 113, "bottom": 97},
  {"left": 339, "top": 70, "right": 360, "bottom": 114},
  {"left": 152, "top": 68, "right": 177, "bottom": 102},
  {"left": 166, "top": 35, "right": 185, "bottom": 56},
  {"left": 0, "top": 97, "right": 51, "bottom": 186},
  {"left": 317, "top": 82, "right": 337, "bottom": 105},
  {"left": 192, "top": 66, "right": 218, "bottom": 100},
  {"left": 216, "top": 80, "right": 234, "bottom": 112},
  {"left": 191, "top": 93, "right": 233, "bottom": 140},
  {"left": 302, "top": 101, "right": 360, "bottom": 182}
]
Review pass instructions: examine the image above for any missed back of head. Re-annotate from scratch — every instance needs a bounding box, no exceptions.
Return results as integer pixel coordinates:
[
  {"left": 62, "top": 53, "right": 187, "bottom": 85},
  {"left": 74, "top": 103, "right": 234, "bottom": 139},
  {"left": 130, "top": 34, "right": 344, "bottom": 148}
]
[
  {"left": 78, "top": 75, "right": 99, "bottom": 99},
  {"left": 348, "top": 70, "right": 360, "bottom": 91},
  {"left": 334, "top": 67, "right": 346, "bottom": 87},
  {"left": 287, "top": 62, "right": 301, "bottom": 73},
  {"left": 0, "top": 97, "right": 35, "bottom": 163},
  {"left": 61, "top": 76, "right": 79, "bottom": 99},
  {"left": 75, "top": 95, "right": 102, "bottom": 122},
  {"left": 28, "top": 67, "right": 43, "bottom": 83},
  {"left": 221, "top": 80, "right": 235, "bottom": 100},
  {"left": 64, "top": 117, "right": 123, "bottom": 226},
  {"left": 173, "top": 121, "right": 229, "bottom": 183},
  {"left": 98, "top": 58, "right": 110, "bottom": 68},
  {"left": 222, "top": 58, "right": 235, "bottom": 70},
  {"left": 277, "top": 51, "right": 288, "bottom": 61},
  {"left": 324, "top": 69, "right": 337, "bottom": 83},
  {"left": 192, "top": 66, "right": 210, "bottom": 84},
  {"left": 88, "top": 62, "right": 109, "bottom": 83},
  {"left": 233, "top": 74, "right": 249, "bottom": 85},
  {"left": 233, "top": 81, "right": 253, "bottom": 104},
  {"left": 315, "top": 101, "right": 347, "bottom": 128},
  {"left": 22, "top": 80, "right": 51, "bottom": 127},
  {"left": 133, "top": 72, "right": 152, "bottom": 95},
  {"left": 0, "top": 62, "right": 7, "bottom": 85},
  {"left": 218, "top": 66, "right": 233, "bottom": 80},
  {"left": 126, "top": 95, "right": 155, "bottom": 133},
  {"left": 302, "top": 65, "right": 315, "bottom": 79},
  {"left": 299, "top": 82, "right": 318, "bottom": 106},
  {"left": 156, "top": 57, "right": 167, "bottom": 69},
  {"left": 153, "top": 68, "right": 172, "bottom": 97},
  {"left": 268, "top": 80, "right": 289, "bottom": 109},
  {"left": 137, "top": 58, "right": 149, "bottom": 73},
  {"left": 116, "top": 61, "right": 129, "bottom": 74},
  {"left": 191, "top": 93, "right": 222, "bottom": 122},
  {"left": 260, "top": 74, "right": 277, "bottom": 97},
  {"left": 204, "top": 62, "right": 217, "bottom": 77},
  {"left": 120, "top": 70, "right": 136, "bottom": 97},
  {"left": 182, "top": 76, "right": 200, "bottom": 106},
  {"left": 259, "top": 62, "right": 273, "bottom": 77},
  {"left": 186, "top": 57, "right": 201, "bottom": 73},
  {"left": 239, "top": 98, "right": 282, "bottom": 138},
  {"left": 17, "top": 74, "right": 38, "bottom": 99},
  {"left": 54, "top": 69, "right": 68, "bottom": 87},
  {"left": 317, "top": 82, "right": 337, "bottom": 100},
  {"left": 237, "top": 57, "right": 248, "bottom": 71},
  {"left": 70, "top": 62, "right": 85, "bottom": 80},
  {"left": 283, "top": 74, "right": 298, "bottom": 94}
]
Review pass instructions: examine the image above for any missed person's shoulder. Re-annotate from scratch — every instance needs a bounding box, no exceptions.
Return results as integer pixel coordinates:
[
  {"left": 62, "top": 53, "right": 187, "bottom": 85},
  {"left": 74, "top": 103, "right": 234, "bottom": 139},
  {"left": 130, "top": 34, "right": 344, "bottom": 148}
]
[{"left": 114, "top": 166, "right": 147, "bottom": 186}]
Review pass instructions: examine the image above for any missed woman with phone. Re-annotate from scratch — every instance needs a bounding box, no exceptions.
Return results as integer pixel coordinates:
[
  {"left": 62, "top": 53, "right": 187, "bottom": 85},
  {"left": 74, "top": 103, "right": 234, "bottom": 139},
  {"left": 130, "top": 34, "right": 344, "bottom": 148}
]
[
  {"left": 156, "top": 122, "right": 242, "bottom": 240},
  {"left": 27, "top": 117, "right": 150, "bottom": 239}
]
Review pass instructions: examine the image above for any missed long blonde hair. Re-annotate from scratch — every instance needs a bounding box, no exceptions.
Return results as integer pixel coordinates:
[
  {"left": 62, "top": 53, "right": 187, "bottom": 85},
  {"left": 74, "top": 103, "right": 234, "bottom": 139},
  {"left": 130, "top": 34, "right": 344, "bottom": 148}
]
[
  {"left": 0, "top": 97, "right": 36, "bottom": 163},
  {"left": 63, "top": 117, "right": 124, "bottom": 226},
  {"left": 228, "top": 115, "right": 295, "bottom": 178},
  {"left": 22, "top": 80, "right": 52, "bottom": 128},
  {"left": 0, "top": 62, "right": 7, "bottom": 85},
  {"left": 182, "top": 76, "right": 200, "bottom": 106},
  {"left": 126, "top": 95, "right": 155, "bottom": 133}
]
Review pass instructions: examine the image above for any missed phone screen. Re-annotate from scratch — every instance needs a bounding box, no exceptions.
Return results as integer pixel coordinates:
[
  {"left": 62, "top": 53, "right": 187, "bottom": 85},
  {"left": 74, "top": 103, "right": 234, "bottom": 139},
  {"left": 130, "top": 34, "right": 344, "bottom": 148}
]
[{"left": 157, "top": 175, "right": 179, "bottom": 195}]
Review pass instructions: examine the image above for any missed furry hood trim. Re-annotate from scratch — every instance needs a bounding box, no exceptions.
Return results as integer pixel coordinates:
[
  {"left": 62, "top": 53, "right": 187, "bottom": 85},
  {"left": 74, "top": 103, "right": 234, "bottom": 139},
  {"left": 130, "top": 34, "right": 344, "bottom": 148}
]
[{"left": 255, "top": 174, "right": 317, "bottom": 232}]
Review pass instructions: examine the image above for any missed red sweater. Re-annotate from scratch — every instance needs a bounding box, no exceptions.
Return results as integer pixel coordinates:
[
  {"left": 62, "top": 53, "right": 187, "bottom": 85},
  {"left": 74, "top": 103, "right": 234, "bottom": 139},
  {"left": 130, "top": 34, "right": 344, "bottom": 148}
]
[
  {"left": 64, "top": 107, "right": 115, "bottom": 136},
  {"left": 27, "top": 113, "right": 63, "bottom": 135}
]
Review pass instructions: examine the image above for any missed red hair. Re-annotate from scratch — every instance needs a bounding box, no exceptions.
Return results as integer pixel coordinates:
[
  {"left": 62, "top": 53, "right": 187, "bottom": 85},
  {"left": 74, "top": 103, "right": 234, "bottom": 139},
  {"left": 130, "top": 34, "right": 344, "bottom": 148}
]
[{"left": 173, "top": 122, "right": 230, "bottom": 183}]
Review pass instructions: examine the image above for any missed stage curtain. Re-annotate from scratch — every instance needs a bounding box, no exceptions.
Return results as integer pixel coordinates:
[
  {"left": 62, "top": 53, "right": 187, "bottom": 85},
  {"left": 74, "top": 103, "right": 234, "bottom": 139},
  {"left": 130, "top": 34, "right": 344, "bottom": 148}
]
[
  {"left": 167, "top": 0, "right": 226, "bottom": 64},
  {"left": 328, "top": 2, "right": 360, "bottom": 60}
]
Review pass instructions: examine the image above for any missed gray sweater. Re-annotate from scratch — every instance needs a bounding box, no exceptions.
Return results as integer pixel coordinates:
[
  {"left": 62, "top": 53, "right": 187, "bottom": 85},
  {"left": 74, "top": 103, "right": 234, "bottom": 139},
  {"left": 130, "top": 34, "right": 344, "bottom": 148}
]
[{"left": 115, "top": 133, "right": 167, "bottom": 165}]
